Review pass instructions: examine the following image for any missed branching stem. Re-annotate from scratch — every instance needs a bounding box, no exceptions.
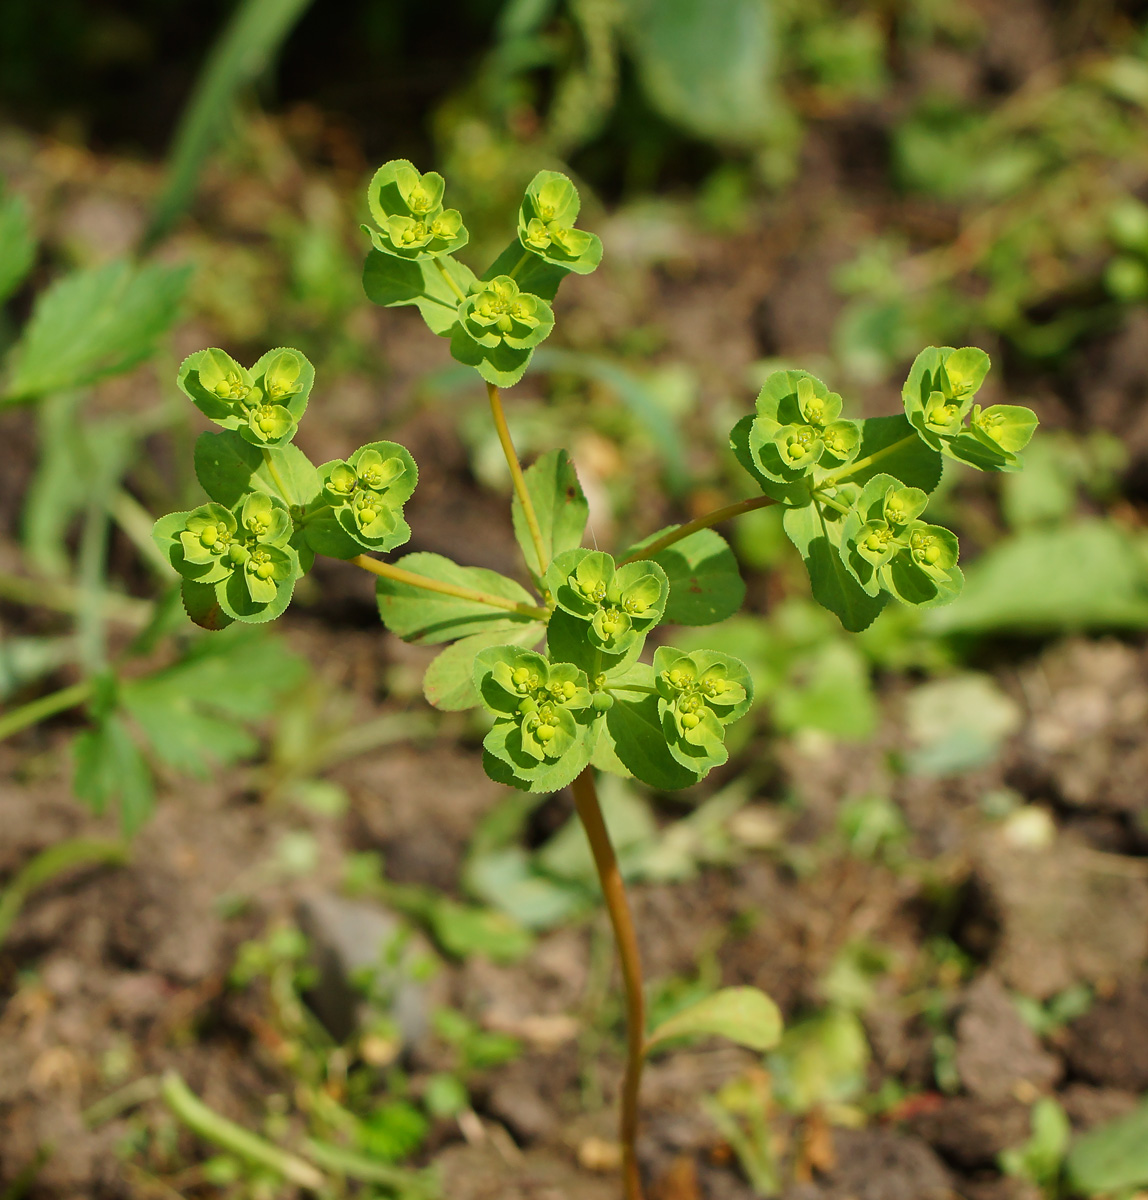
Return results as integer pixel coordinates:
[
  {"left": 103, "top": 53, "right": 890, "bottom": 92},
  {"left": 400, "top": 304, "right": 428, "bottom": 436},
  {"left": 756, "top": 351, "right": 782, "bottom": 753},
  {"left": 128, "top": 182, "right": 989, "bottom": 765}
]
[
  {"left": 351, "top": 555, "right": 548, "bottom": 620},
  {"left": 618, "top": 494, "right": 776, "bottom": 565},
  {"left": 486, "top": 381, "right": 549, "bottom": 573},
  {"left": 433, "top": 256, "right": 468, "bottom": 303},
  {"left": 816, "top": 434, "right": 918, "bottom": 487},
  {"left": 571, "top": 766, "right": 646, "bottom": 1200},
  {"left": 260, "top": 447, "right": 292, "bottom": 502}
]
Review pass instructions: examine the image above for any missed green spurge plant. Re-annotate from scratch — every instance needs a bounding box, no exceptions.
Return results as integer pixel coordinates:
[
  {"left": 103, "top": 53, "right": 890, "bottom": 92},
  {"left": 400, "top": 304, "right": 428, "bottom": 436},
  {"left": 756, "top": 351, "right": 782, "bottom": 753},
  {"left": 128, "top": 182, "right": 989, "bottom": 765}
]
[{"left": 153, "top": 161, "right": 1038, "bottom": 1200}]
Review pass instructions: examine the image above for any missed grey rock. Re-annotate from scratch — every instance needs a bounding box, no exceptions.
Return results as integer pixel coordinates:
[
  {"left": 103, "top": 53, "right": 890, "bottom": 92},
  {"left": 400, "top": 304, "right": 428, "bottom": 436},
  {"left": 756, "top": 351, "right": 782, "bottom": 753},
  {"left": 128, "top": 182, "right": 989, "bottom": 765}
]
[{"left": 295, "top": 892, "right": 431, "bottom": 1047}]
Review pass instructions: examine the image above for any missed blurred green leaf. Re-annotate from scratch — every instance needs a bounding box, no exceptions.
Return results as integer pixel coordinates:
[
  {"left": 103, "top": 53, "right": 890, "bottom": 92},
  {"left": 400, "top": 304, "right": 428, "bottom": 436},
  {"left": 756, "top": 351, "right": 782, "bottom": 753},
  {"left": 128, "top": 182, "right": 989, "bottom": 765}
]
[
  {"left": 621, "top": 0, "right": 777, "bottom": 144},
  {"left": 74, "top": 713, "right": 155, "bottom": 836},
  {"left": 646, "top": 986, "right": 782, "bottom": 1054},
  {"left": 904, "top": 673, "right": 1021, "bottom": 776},
  {"left": 0, "top": 636, "right": 75, "bottom": 701},
  {"left": 4, "top": 259, "right": 189, "bottom": 403},
  {"left": 0, "top": 185, "right": 36, "bottom": 304},
  {"left": 927, "top": 519, "right": 1148, "bottom": 634},
  {"left": 999, "top": 1097, "right": 1070, "bottom": 1190},
  {"left": 1065, "top": 1099, "right": 1148, "bottom": 1194},
  {"left": 426, "top": 898, "right": 534, "bottom": 963},
  {"left": 768, "top": 1007, "right": 870, "bottom": 1114},
  {"left": 120, "top": 631, "right": 307, "bottom": 778},
  {"left": 146, "top": 0, "right": 316, "bottom": 245},
  {"left": 772, "top": 640, "right": 876, "bottom": 740}
]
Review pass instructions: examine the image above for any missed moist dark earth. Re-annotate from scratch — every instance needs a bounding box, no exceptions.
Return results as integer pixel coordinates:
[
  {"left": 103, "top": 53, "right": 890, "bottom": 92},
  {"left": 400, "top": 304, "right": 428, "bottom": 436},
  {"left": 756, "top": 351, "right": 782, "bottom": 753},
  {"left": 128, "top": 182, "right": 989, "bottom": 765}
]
[{"left": 4, "top": 2, "right": 1148, "bottom": 1196}]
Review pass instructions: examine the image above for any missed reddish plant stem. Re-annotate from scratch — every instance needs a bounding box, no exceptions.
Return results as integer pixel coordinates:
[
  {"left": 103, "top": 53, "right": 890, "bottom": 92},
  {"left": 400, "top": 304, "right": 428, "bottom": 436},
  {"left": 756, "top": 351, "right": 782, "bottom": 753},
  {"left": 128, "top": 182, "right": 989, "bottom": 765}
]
[{"left": 571, "top": 766, "right": 646, "bottom": 1200}]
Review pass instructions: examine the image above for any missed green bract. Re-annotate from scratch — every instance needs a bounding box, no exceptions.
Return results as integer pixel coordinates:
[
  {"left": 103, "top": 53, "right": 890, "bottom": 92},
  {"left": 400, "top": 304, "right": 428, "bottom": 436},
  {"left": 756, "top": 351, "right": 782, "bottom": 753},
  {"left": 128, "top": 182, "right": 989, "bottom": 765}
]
[
  {"left": 546, "top": 549, "right": 669, "bottom": 659},
  {"left": 653, "top": 647, "right": 753, "bottom": 771},
  {"left": 746, "top": 371, "right": 861, "bottom": 500},
  {"left": 178, "top": 346, "right": 314, "bottom": 448},
  {"left": 901, "top": 346, "right": 1038, "bottom": 472},
  {"left": 839, "top": 473, "right": 962, "bottom": 608},
  {"left": 450, "top": 276, "right": 555, "bottom": 388},
  {"left": 516, "top": 170, "right": 603, "bottom": 275},
  {"left": 153, "top": 491, "right": 300, "bottom": 625},
  {"left": 314, "top": 440, "right": 418, "bottom": 555},
  {"left": 474, "top": 646, "right": 595, "bottom": 792},
  {"left": 365, "top": 159, "right": 469, "bottom": 259}
]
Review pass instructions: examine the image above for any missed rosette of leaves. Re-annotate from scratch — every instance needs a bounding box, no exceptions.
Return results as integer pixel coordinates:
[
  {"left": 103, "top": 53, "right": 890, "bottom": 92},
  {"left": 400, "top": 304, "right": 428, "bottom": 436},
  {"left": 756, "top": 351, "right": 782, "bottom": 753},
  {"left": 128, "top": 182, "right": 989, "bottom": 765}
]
[
  {"left": 449, "top": 275, "right": 555, "bottom": 387},
  {"left": 474, "top": 647, "right": 595, "bottom": 792},
  {"left": 653, "top": 647, "right": 754, "bottom": 772},
  {"left": 153, "top": 491, "right": 300, "bottom": 626},
  {"left": 839, "top": 473, "right": 962, "bottom": 607},
  {"left": 902, "top": 346, "right": 1037, "bottom": 472},
  {"left": 742, "top": 371, "right": 861, "bottom": 503},
  {"left": 178, "top": 347, "right": 313, "bottom": 448},
  {"left": 543, "top": 549, "right": 669, "bottom": 670},
  {"left": 516, "top": 171, "right": 603, "bottom": 275},
  {"left": 308, "top": 441, "right": 418, "bottom": 558},
  {"left": 365, "top": 160, "right": 469, "bottom": 259}
]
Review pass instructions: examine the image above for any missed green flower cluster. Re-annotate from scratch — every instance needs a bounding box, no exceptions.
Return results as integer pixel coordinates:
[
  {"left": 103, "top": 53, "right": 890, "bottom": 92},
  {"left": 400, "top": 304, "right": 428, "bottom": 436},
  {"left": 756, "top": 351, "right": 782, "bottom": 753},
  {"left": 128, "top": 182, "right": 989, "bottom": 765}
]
[
  {"left": 546, "top": 549, "right": 667, "bottom": 658},
  {"left": 747, "top": 371, "right": 861, "bottom": 500},
  {"left": 155, "top": 492, "right": 300, "bottom": 623},
  {"left": 365, "top": 160, "right": 469, "bottom": 259},
  {"left": 178, "top": 347, "right": 313, "bottom": 448},
  {"left": 476, "top": 648, "right": 594, "bottom": 788},
  {"left": 316, "top": 441, "right": 418, "bottom": 555},
  {"left": 903, "top": 346, "right": 1037, "bottom": 472},
  {"left": 361, "top": 163, "right": 602, "bottom": 388},
  {"left": 654, "top": 648, "right": 752, "bottom": 772},
  {"left": 727, "top": 349, "right": 1040, "bottom": 630},
  {"left": 516, "top": 171, "right": 603, "bottom": 275},
  {"left": 839, "top": 473, "right": 961, "bottom": 607},
  {"left": 156, "top": 346, "right": 421, "bottom": 629}
]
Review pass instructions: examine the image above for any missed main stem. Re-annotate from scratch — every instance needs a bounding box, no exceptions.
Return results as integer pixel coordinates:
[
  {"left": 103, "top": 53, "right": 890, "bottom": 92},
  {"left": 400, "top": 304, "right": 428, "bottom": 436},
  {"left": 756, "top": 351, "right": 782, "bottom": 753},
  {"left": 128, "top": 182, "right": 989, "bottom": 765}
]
[
  {"left": 618, "top": 494, "right": 776, "bottom": 565},
  {"left": 571, "top": 767, "right": 646, "bottom": 1200},
  {"left": 486, "top": 382, "right": 549, "bottom": 575}
]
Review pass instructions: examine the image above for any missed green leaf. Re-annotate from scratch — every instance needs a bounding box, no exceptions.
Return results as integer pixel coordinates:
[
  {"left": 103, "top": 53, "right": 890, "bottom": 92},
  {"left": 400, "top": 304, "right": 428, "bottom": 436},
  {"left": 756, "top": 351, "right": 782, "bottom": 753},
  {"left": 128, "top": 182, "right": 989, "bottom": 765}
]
[
  {"left": 181, "top": 578, "right": 235, "bottom": 630},
  {"left": 362, "top": 248, "right": 475, "bottom": 336},
  {"left": 605, "top": 692, "right": 701, "bottom": 791},
  {"left": 376, "top": 552, "right": 540, "bottom": 644},
  {"left": 194, "top": 430, "right": 321, "bottom": 509},
  {"left": 627, "top": 528, "right": 746, "bottom": 625},
  {"left": 768, "top": 1008, "right": 871, "bottom": 1113},
  {"left": 843, "top": 414, "right": 943, "bottom": 494},
  {"left": 512, "top": 449, "right": 589, "bottom": 577},
  {"left": 0, "top": 186, "right": 35, "bottom": 304},
  {"left": 74, "top": 714, "right": 156, "bottom": 836},
  {"left": 783, "top": 501, "right": 886, "bottom": 632},
  {"left": 423, "top": 625, "right": 545, "bottom": 711},
  {"left": 1065, "top": 1099, "right": 1148, "bottom": 1194},
  {"left": 5, "top": 260, "right": 190, "bottom": 403},
  {"left": 621, "top": 0, "right": 777, "bottom": 145},
  {"left": 646, "top": 986, "right": 782, "bottom": 1054},
  {"left": 926, "top": 519, "right": 1148, "bottom": 634}
]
